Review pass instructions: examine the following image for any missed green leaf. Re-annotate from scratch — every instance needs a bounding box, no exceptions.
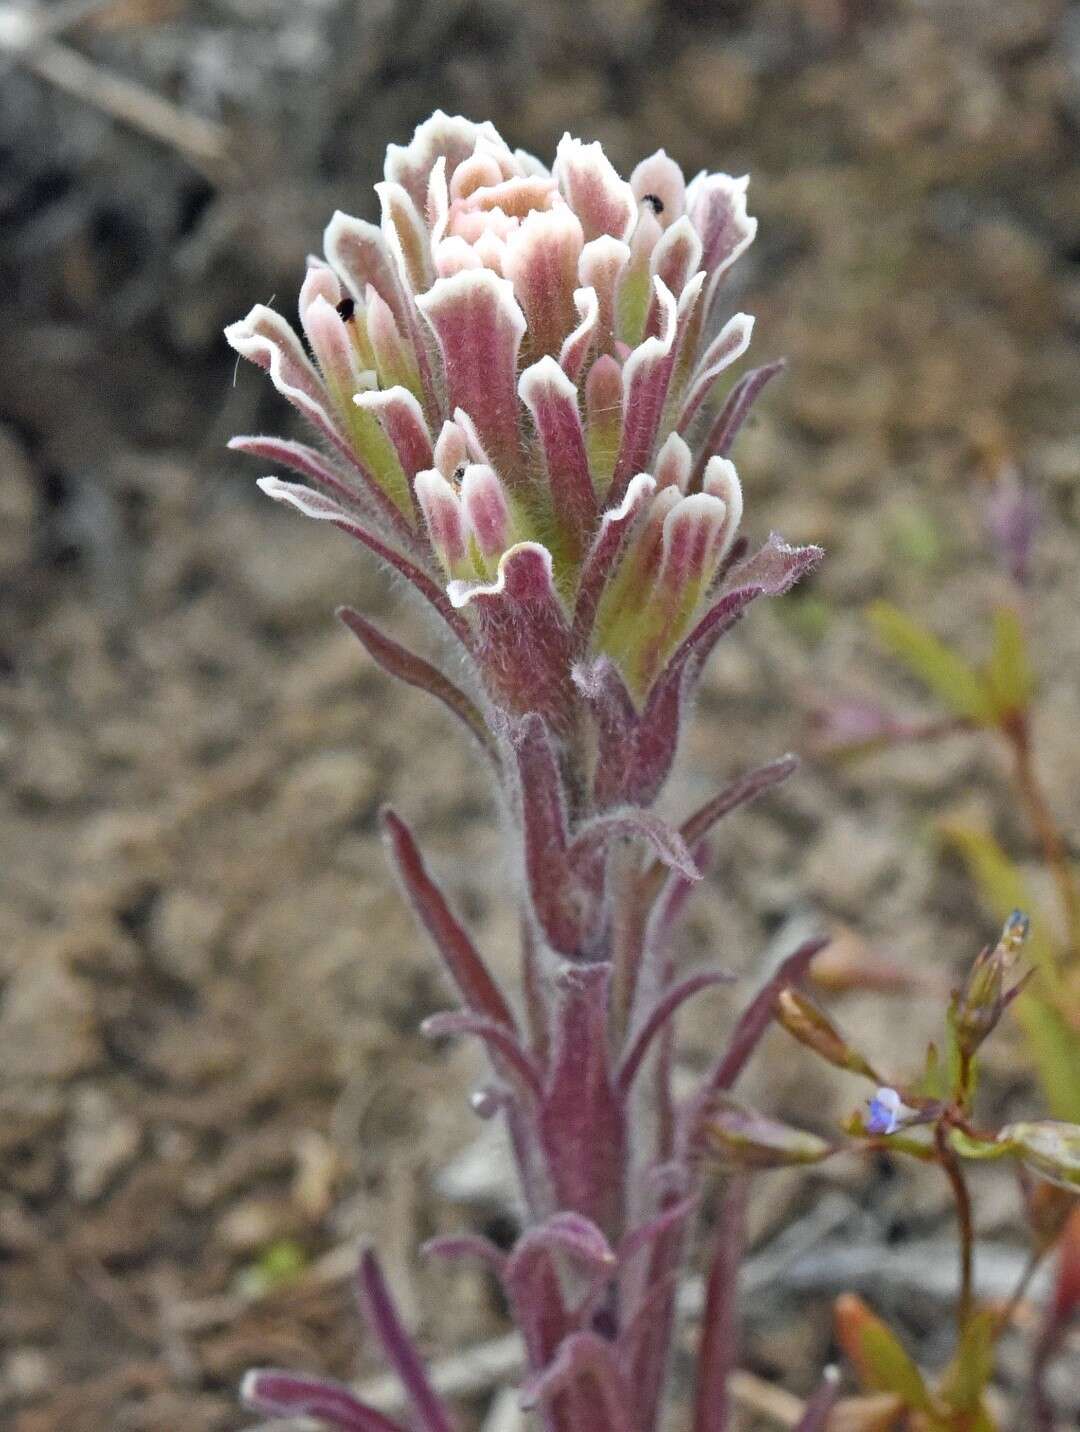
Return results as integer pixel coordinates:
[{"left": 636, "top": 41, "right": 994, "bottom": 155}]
[
  {"left": 918, "top": 1041, "right": 947, "bottom": 1100},
  {"left": 985, "top": 605, "right": 1034, "bottom": 717},
  {"left": 949, "top": 1127, "right": 1012, "bottom": 1162},
  {"left": 1012, "top": 992, "right": 1080, "bottom": 1123},
  {"left": 938, "top": 821, "right": 1057, "bottom": 984},
  {"left": 867, "top": 601, "right": 995, "bottom": 724},
  {"left": 889, "top": 505, "right": 945, "bottom": 568},
  {"left": 939, "top": 1309, "right": 996, "bottom": 1413},
  {"left": 858, "top": 1319, "right": 934, "bottom": 1409}
]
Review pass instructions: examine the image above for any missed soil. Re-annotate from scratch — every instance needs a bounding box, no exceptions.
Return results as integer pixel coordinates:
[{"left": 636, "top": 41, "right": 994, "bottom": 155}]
[{"left": 1, "top": 1, "right": 1078, "bottom": 1429}]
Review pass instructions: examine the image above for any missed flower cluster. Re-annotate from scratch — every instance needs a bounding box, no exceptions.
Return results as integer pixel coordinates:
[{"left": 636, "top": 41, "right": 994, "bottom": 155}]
[
  {"left": 229, "top": 114, "right": 825, "bottom": 1432},
  {"left": 227, "top": 114, "right": 816, "bottom": 818}
]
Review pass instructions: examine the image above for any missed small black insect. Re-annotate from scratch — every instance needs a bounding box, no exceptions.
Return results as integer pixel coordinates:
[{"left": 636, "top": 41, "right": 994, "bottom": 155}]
[
  {"left": 336, "top": 296, "right": 356, "bottom": 321},
  {"left": 642, "top": 193, "right": 664, "bottom": 216}
]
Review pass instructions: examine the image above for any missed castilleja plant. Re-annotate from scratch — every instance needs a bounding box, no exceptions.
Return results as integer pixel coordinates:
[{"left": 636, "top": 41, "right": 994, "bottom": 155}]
[{"left": 227, "top": 113, "right": 832, "bottom": 1431}]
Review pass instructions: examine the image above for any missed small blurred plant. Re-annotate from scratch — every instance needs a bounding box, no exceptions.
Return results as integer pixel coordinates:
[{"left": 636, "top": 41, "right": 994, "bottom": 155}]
[
  {"left": 812, "top": 462, "right": 1080, "bottom": 1122},
  {"left": 236, "top": 1238, "right": 310, "bottom": 1300},
  {"left": 760, "top": 913, "right": 1079, "bottom": 1430}
]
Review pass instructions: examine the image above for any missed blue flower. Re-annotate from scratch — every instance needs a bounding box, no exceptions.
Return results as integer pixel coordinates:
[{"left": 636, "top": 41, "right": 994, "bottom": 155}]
[{"left": 866, "top": 1087, "right": 906, "bottom": 1136}]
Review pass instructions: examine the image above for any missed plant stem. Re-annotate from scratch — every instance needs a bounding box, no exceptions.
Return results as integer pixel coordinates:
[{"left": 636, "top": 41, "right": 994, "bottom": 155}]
[
  {"left": 692, "top": 1177, "right": 749, "bottom": 1432},
  {"left": 936, "top": 1123, "right": 975, "bottom": 1329},
  {"left": 609, "top": 840, "right": 648, "bottom": 1041},
  {"left": 1005, "top": 712, "right": 1080, "bottom": 960},
  {"left": 993, "top": 1244, "right": 1048, "bottom": 1339}
]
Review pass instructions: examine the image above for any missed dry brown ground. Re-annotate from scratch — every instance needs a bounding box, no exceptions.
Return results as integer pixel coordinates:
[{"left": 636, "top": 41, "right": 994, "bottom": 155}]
[{"left": 2, "top": 2, "right": 1078, "bottom": 1428}]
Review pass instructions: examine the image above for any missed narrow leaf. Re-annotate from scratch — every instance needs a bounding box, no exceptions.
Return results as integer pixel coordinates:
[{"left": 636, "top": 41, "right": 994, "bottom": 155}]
[
  {"left": 985, "top": 604, "right": 1034, "bottom": 717},
  {"left": 242, "top": 1370, "right": 407, "bottom": 1432},
  {"left": 337, "top": 607, "right": 496, "bottom": 764},
  {"left": 421, "top": 1234, "right": 506, "bottom": 1275},
  {"left": 571, "top": 808, "right": 701, "bottom": 883},
  {"left": 692, "top": 1177, "right": 748, "bottom": 1432},
  {"left": 939, "top": 1309, "right": 995, "bottom": 1413},
  {"left": 640, "top": 755, "right": 798, "bottom": 906},
  {"left": 791, "top": 1368, "right": 841, "bottom": 1431},
  {"left": 230, "top": 435, "right": 377, "bottom": 516},
  {"left": 867, "top": 601, "right": 994, "bottom": 724},
  {"left": 381, "top": 808, "right": 518, "bottom": 1031},
  {"left": 617, "top": 970, "right": 732, "bottom": 1095},
  {"left": 421, "top": 1010, "right": 543, "bottom": 1103},
  {"left": 522, "top": 1332, "right": 635, "bottom": 1431},
  {"left": 688, "top": 359, "right": 786, "bottom": 491},
  {"left": 698, "top": 937, "right": 830, "bottom": 1102},
  {"left": 834, "top": 1294, "right": 932, "bottom": 1410},
  {"left": 258, "top": 478, "right": 470, "bottom": 643},
  {"left": 357, "top": 1249, "right": 456, "bottom": 1432}
]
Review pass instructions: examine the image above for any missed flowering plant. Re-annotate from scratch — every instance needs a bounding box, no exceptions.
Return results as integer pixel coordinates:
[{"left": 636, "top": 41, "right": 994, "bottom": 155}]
[
  {"left": 812, "top": 460, "right": 1080, "bottom": 1127},
  {"left": 225, "top": 114, "right": 1078, "bottom": 1431}
]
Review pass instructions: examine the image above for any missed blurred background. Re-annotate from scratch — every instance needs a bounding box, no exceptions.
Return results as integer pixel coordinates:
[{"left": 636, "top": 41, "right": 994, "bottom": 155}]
[{"left": 1, "top": 1, "right": 1078, "bottom": 1428}]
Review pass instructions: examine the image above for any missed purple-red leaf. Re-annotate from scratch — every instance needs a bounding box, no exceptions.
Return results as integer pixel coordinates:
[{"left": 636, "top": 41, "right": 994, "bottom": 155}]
[
  {"left": 662, "top": 536, "right": 823, "bottom": 691},
  {"left": 522, "top": 1332, "right": 636, "bottom": 1431},
  {"left": 617, "top": 970, "right": 732, "bottom": 1095},
  {"left": 337, "top": 607, "right": 496, "bottom": 764},
  {"left": 354, "top": 386, "right": 434, "bottom": 483},
  {"left": 572, "top": 474, "right": 658, "bottom": 656},
  {"left": 510, "top": 713, "right": 599, "bottom": 955},
  {"left": 575, "top": 654, "right": 692, "bottom": 812},
  {"left": 508, "top": 1212, "right": 617, "bottom": 1279},
  {"left": 257, "top": 478, "right": 469, "bottom": 643},
  {"left": 694, "top": 936, "right": 830, "bottom": 1108},
  {"left": 357, "top": 1249, "right": 455, "bottom": 1432},
  {"left": 638, "top": 756, "right": 798, "bottom": 906},
  {"left": 570, "top": 808, "right": 701, "bottom": 885},
  {"left": 505, "top": 209, "right": 586, "bottom": 363},
  {"left": 681, "top": 754, "right": 798, "bottom": 850},
  {"left": 229, "top": 435, "right": 375, "bottom": 516},
  {"left": 692, "top": 1177, "right": 749, "bottom": 1432},
  {"left": 519, "top": 356, "right": 597, "bottom": 561},
  {"left": 560, "top": 284, "right": 601, "bottom": 381},
  {"left": 416, "top": 269, "right": 526, "bottom": 484},
  {"left": 421, "top": 1010, "right": 544, "bottom": 1103},
  {"left": 686, "top": 171, "right": 756, "bottom": 286},
  {"left": 608, "top": 277, "right": 682, "bottom": 507},
  {"left": 242, "top": 1370, "right": 407, "bottom": 1432},
  {"left": 677, "top": 313, "right": 754, "bottom": 433},
  {"left": 325, "top": 209, "right": 409, "bottom": 331},
  {"left": 689, "top": 360, "right": 785, "bottom": 490},
  {"left": 421, "top": 1233, "right": 506, "bottom": 1276},
  {"left": 381, "top": 808, "right": 517, "bottom": 1030},
  {"left": 554, "top": 135, "right": 637, "bottom": 245},
  {"left": 618, "top": 1194, "right": 699, "bottom": 1267},
  {"left": 504, "top": 1214, "right": 615, "bottom": 1385},
  {"left": 792, "top": 1368, "right": 841, "bottom": 1431},
  {"left": 227, "top": 308, "right": 419, "bottom": 546}
]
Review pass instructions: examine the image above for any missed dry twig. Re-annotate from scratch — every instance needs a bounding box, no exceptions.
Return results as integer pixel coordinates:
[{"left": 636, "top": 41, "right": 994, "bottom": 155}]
[{"left": 0, "top": 1, "right": 232, "bottom": 179}]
